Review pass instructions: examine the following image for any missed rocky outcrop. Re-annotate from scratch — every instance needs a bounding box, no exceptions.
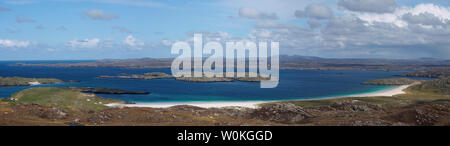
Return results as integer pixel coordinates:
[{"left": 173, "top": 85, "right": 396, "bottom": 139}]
[
  {"left": 249, "top": 103, "right": 314, "bottom": 124},
  {"left": 329, "top": 100, "right": 382, "bottom": 112},
  {"left": 14, "top": 104, "right": 68, "bottom": 120},
  {"left": 363, "top": 78, "right": 417, "bottom": 85}
]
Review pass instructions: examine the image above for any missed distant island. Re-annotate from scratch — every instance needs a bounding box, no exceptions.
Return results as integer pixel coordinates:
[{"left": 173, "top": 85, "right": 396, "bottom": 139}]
[
  {"left": 71, "top": 87, "right": 150, "bottom": 95},
  {"left": 12, "top": 56, "right": 450, "bottom": 71},
  {"left": 98, "top": 72, "right": 270, "bottom": 82},
  {"left": 0, "top": 77, "right": 63, "bottom": 86}
]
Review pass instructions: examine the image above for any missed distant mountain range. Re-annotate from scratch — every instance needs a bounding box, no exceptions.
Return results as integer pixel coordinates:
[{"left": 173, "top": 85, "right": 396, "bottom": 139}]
[{"left": 13, "top": 55, "right": 450, "bottom": 71}]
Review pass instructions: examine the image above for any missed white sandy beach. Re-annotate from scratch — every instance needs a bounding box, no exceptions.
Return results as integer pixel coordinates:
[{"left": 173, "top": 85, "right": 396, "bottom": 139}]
[{"left": 106, "top": 84, "right": 412, "bottom": 109}]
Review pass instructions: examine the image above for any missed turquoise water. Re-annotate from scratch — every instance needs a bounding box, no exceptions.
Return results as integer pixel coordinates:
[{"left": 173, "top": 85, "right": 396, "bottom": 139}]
[{"left": 0, "top": 61, "right": 424, "bottom": 103}]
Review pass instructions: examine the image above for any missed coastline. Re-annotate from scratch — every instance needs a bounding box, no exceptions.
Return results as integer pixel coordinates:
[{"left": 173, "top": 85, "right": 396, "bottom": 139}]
[{"left": 106, "top": 84, "right": 412, "bottom": 109}]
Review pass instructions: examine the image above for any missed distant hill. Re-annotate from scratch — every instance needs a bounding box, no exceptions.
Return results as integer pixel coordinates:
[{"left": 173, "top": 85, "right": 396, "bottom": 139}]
[{"left": 12, "top": 55, "right": 450, "bottom": 71}]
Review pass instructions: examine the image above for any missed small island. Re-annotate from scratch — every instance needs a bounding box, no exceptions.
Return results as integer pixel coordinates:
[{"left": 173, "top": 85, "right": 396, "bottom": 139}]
[
  {"left": 98, "top": 72, "right": 174, "bottom": 80},
  {"left": 0, "top": 76, "right": 63, "bottom": 86},
  {"left": 71, "top": 87, "right": 151, "bottom": 95},
  {"left": 98, "top": 72, "right": 271, "bottom": 83}
]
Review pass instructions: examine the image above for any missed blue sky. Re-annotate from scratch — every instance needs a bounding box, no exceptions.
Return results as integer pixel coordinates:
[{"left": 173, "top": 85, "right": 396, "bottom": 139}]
[{"left": 1, "top": 0, "right": 449, "bottom": 60}]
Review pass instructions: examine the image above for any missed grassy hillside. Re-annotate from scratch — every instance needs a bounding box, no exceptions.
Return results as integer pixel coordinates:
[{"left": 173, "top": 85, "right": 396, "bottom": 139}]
[
  {"left": 363, "top": 78, "right": 418, "bottom": 85},
  {"left": 11, "top": 87, "right": 122, "bottom": 113},
  {"left": 410, "top": 78, "right": 450, "bottom": 95}
]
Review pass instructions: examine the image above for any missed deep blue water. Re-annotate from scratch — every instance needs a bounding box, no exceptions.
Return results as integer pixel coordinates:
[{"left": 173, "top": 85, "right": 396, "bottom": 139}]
[{"left": 0, "top": 61, "right": 426, "bottom": 103}]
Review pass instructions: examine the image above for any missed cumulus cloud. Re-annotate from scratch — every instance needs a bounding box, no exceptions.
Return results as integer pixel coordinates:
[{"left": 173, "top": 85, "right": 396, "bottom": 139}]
[
  {"left": 0, "top": 6, "right": 11, "bottom": 11},
  {"left": 240, "top": 2, "right": 450, "bottom": 59},
  {"left": 68, "top": 38, "right": 100, "bottom": 48},
  {"left": 161, "top": 39, "right": 173, "bottom": 46},
  {"left": 338, "top": 0, "right": 398, "bottom": 13},
  {"left": 0, "top": 39, "right": 30, "bottom": 48},
  {"left": 402, "top": 12, "right": 445, "bottom": 26},
  {"left": 355, "top": 3, "right": 450, "bottom": 27},
  {"left": 294, "top": 10, "right": 306, "bottom": 18},
  {"left": 307, "top": 19, "right": 322, "bottom": 29},
  {"left": 239, "top": 7, "right": 278, "bottom": 19},
  {"left": 304, "top": 4, "right": 333, "bottom": 19},
  {"left": 16, "top": 17, "right": 35, "bottom": 23},
  {"left": 123, "top": 35, "right": 144, "bottom": 49},
  {"left": 84, "top": 9, "right": 119, "bottom": 20}
]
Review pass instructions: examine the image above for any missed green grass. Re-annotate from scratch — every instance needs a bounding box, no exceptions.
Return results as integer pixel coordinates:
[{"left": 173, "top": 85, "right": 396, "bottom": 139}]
[{"left": 11, "top": 87, "right": 122, "bottom": 113}]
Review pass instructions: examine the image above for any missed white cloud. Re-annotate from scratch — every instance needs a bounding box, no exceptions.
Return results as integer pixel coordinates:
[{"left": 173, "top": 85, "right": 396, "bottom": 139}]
[
  {"left": 161, "top": 39, "right": 173, "bottom": 46},
  {"left": 353, "top": 4, "right": 450, "bottom": 28},
  {"left": 239, "top": 7, "right": 278, "bottom": 19},
  {"left": 304, "top": 4, "right": 333, "bottom": 19},
  {"left": 84, "top": 9, "right": 119, "bottom": 20},
  {"left": 0, "top": 39, "right": 30, "bottom": 48},
  {"left": 338, "top": 0, "right": 397, "bottom": 13},
  {"left": 68, "top": 38, "right": 100, "bottom": 48},
  {"left": 123, "top": 35, "right": 144, "bottom": 49}
]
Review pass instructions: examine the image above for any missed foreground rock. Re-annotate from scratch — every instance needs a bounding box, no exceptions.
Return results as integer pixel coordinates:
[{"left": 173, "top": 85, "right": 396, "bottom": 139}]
[
  {"left": 249, "top": 103, "right": 315, "bottom": 124},
  {"left": 0, "top": 76, "right": 62, "bottom": 86},
  {"left": 363, "top": 78, "right": 417, "bottom": 85},
  {"left": 329, "top": 100, "right": 383, "bottom": 112}
]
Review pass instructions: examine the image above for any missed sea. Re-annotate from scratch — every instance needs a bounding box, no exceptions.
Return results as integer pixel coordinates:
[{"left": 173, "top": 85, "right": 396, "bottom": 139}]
[{"left": 0, "top": 61, "right": 428, "bottom": 103}]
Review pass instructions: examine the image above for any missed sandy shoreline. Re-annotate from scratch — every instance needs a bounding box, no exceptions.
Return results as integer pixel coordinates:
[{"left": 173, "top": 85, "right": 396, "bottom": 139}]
[{"left": 106, "top": 84, "right": 412, "bottom": 109}]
